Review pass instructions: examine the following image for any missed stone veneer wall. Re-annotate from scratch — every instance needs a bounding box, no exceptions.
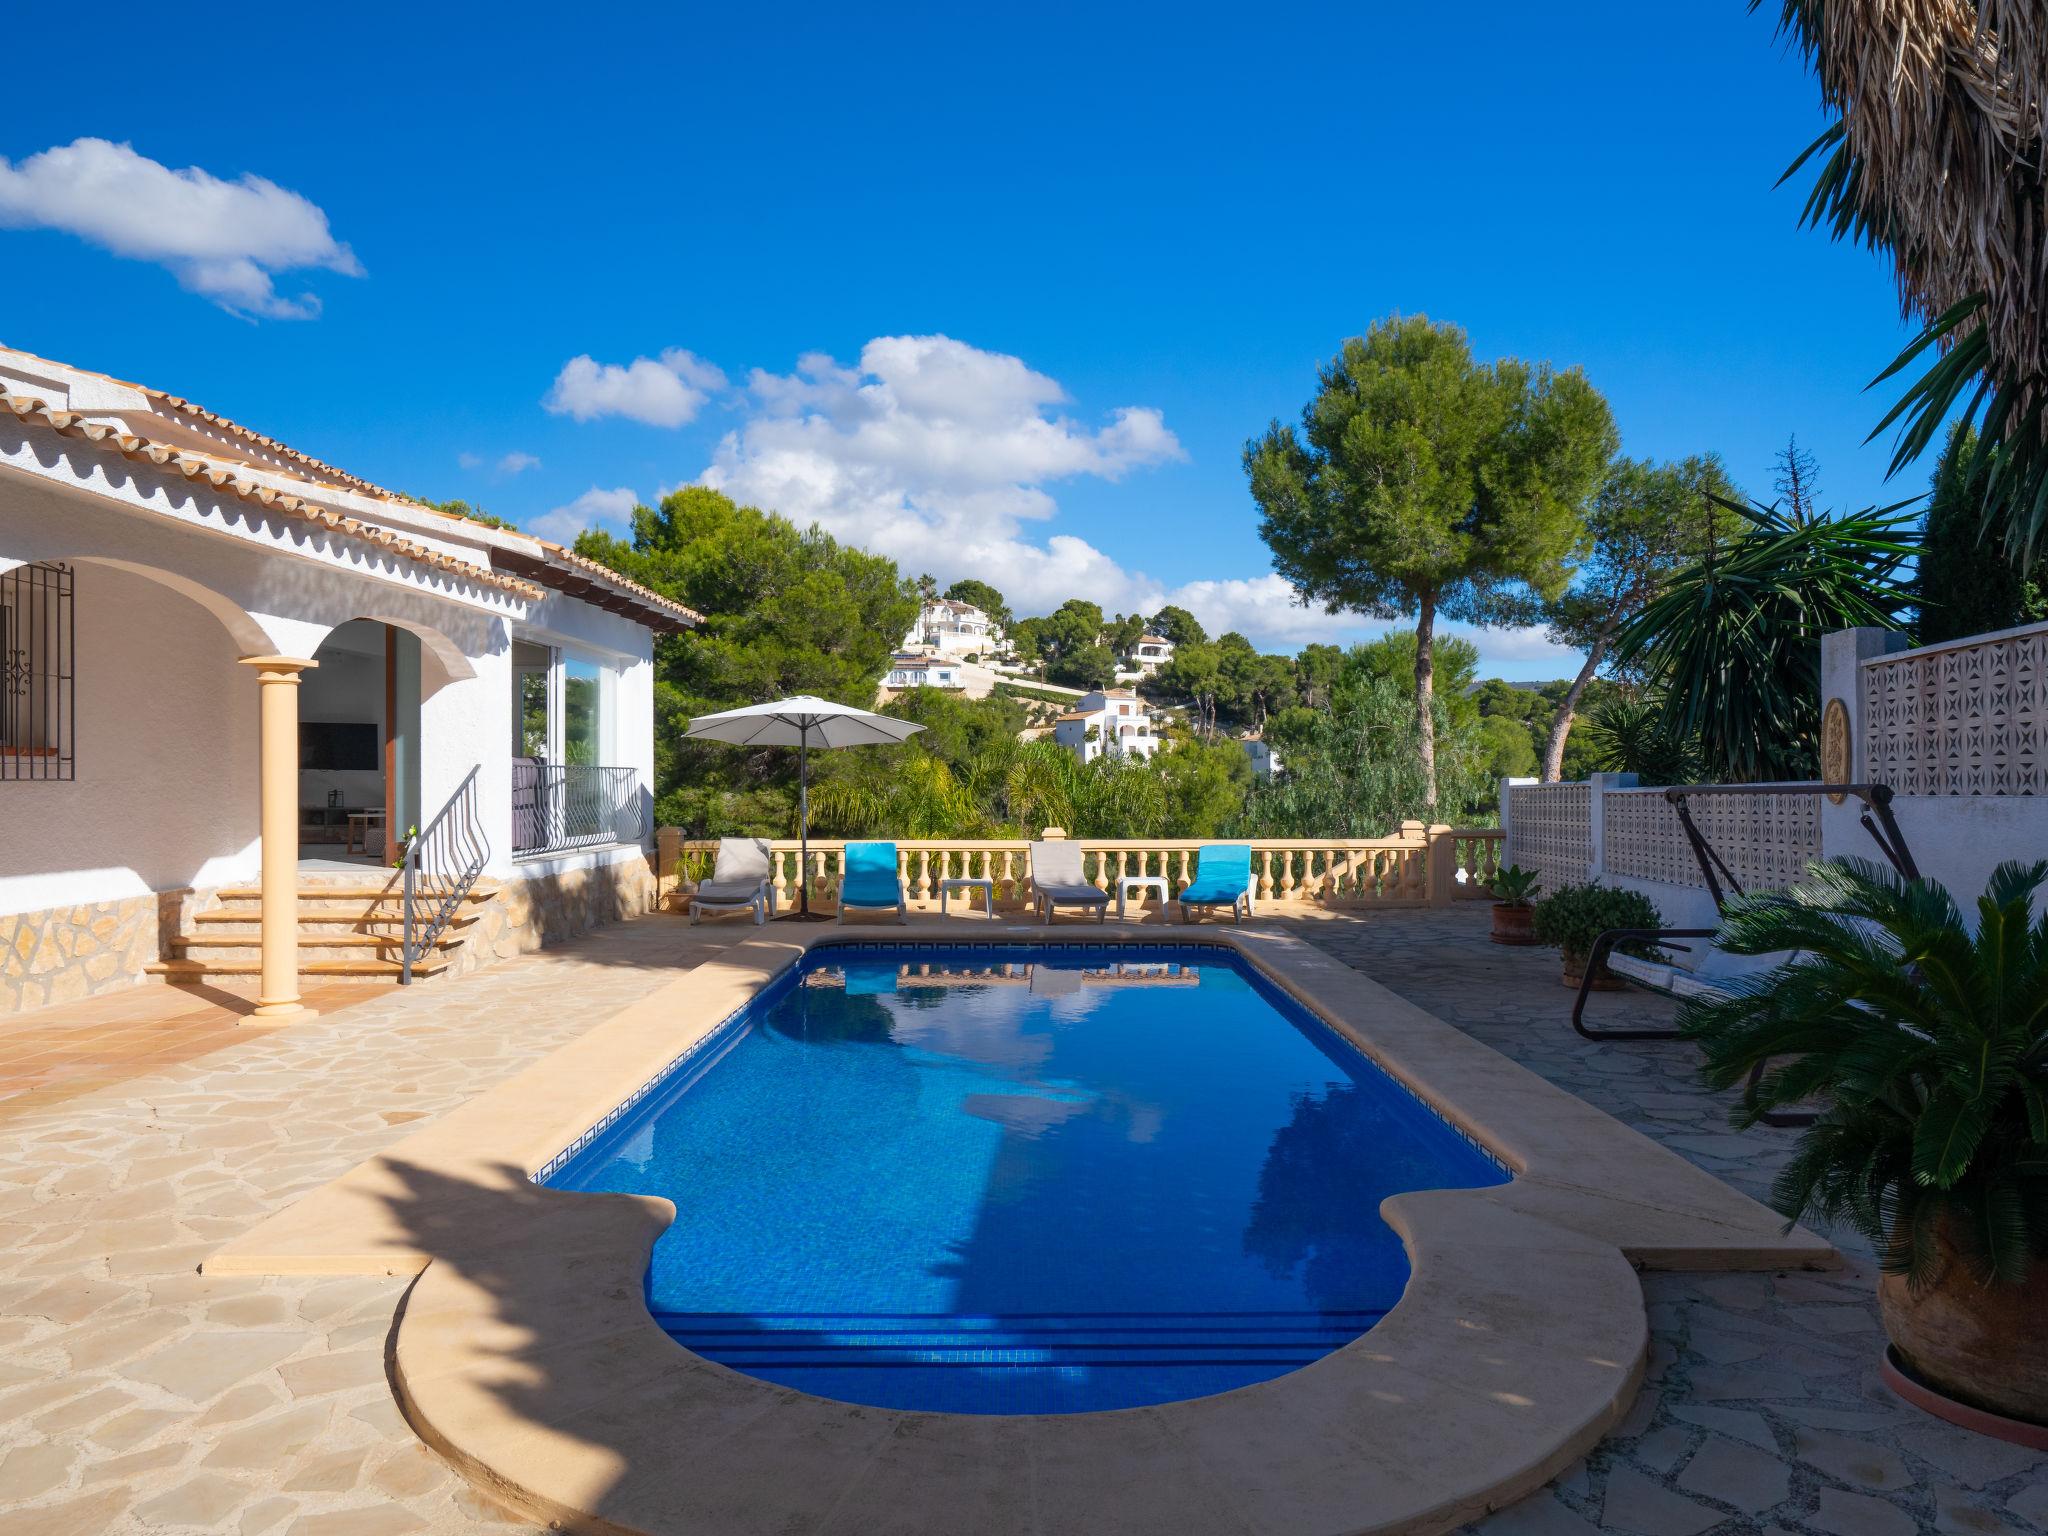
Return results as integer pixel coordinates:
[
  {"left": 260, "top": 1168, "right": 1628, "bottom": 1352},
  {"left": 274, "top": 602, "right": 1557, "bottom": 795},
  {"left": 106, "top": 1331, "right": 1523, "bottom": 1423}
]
[
  {"left": 0, "top": 889, "right": 192, "bottom": 1016},
  {"left": 448, "top": 850, "right": 661, "bottom": 979}
]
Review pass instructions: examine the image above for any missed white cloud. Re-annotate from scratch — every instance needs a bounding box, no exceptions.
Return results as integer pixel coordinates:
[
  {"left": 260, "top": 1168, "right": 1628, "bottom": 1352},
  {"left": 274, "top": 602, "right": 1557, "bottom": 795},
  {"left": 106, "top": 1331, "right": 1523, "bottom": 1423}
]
[
  {"left": 460, "top": 449, "right": 542, "bottom": 476},
  {"left": 544, "top": 348, "right": 727, "bottom": 428},
  {"left": 526, "top": 486, "right": 639, "bottom": 545},
  {"left": 699, "top": 334, "right": 1183, "bottom": 613},
  {"left": 0, "top": 138, "right": 360, "bottom": 319}
]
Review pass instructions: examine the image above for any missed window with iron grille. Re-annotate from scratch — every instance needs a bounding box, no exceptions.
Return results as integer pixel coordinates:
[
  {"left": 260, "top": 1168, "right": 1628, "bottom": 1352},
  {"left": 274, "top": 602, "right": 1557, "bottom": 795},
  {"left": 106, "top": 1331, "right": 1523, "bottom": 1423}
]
[{"left": 1, "top": 562, "right": 74, "bottom": 781}]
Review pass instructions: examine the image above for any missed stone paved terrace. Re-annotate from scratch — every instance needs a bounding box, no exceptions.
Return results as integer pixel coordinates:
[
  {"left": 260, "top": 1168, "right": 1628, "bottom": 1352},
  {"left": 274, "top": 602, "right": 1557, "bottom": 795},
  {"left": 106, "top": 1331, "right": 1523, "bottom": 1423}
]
[{"left": 0, "top": 907, "right": 2042, "bottom": 1536}]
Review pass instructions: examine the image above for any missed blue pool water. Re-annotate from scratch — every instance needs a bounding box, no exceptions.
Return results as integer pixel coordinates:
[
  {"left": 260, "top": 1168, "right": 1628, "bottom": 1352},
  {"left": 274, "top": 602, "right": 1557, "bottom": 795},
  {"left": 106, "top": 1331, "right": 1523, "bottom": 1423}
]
[{"left": 545, "top": 944, "right": 1508, "bottom": 1414}]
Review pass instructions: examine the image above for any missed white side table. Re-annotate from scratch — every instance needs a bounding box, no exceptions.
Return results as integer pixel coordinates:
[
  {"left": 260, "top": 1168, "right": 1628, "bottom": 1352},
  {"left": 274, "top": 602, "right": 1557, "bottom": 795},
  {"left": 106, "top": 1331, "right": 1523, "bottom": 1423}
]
[
  {"left": 940, "top": 877, "right": 998, "bottom": 920},
  {"left": 1117, "top": 875, "right": 1171, "bottom": 921}
]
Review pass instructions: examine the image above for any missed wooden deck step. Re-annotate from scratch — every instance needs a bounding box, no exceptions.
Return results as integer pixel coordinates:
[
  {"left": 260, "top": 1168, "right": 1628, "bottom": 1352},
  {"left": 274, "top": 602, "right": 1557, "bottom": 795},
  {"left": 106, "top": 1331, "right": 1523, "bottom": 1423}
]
[
  {"left": 145, "top": 957, "right": 451, "bottom": 980},
  {"left": 211, "top": 883, "right": 499, "bottom": 903},
  {"left": 174, "top": 933, "right": 463, "bottom": 951},
  {"left": 190, "top": 909, "right": 480, "bottom": 927}
]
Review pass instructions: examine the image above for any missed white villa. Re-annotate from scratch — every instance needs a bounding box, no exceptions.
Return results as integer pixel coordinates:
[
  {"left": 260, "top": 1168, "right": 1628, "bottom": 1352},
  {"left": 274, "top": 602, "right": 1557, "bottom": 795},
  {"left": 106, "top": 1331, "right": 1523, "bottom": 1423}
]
[
  {"left": 1243, "top": 737, "right": 1282, "bottom": 779},
  {"left": 882, "top": 653, "right": 965, "bottom": 691},
  {"left": 0, "top": 346, "right": 697, "bottom": 1020},
  {"left": 1053, "top": 688, "right": 1161, "bottom": 764},
  {"left": 1127, "top": 633, "right": 1174, "bottom": 676},
  {"left": 903, "top": 596, "right": 1002, "bottom": 658}
]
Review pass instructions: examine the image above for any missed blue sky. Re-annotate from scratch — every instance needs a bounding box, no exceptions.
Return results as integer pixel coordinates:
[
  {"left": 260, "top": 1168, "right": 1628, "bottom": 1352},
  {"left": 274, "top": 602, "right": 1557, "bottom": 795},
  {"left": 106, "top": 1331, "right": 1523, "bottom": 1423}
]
[{"left": 2, "top": 3, "right": 1921, "bottom": 678}]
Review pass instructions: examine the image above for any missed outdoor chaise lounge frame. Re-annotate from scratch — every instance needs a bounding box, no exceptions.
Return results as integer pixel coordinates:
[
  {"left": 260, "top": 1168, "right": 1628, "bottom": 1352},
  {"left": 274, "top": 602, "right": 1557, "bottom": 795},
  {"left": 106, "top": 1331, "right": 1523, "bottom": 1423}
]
[
  {"left": 1571, "top": 782, "right": 1919, "bottom": 1127},
  {"left": 1178, "top": 843, "right": 1255, "bottom": 924},
  {"left": 688, "top": 837, "right": 778, "bottom": 926},
  {"left": 1031, "top": 839, "right": 1109, "bottom": 923},
  {"left": 837, "top": 840, "right": 909, "bottom": 924}
]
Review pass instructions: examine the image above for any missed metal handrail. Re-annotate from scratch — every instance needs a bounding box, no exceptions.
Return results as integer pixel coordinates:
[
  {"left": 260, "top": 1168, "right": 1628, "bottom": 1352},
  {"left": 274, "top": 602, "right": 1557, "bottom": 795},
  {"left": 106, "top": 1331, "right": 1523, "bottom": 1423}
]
[{"left": 401, "top": 765, "right": 489, "bottom": 984}]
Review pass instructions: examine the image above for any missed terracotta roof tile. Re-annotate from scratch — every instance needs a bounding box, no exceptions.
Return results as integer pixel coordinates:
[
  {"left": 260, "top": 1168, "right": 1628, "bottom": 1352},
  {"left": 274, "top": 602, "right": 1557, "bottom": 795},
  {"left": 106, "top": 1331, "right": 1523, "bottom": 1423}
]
[
  {"left": 0, "top": 345, "right": 698, "bottom": 630},
  {"left": 2, "top": 392, "right": 545, "bottom": 604}
]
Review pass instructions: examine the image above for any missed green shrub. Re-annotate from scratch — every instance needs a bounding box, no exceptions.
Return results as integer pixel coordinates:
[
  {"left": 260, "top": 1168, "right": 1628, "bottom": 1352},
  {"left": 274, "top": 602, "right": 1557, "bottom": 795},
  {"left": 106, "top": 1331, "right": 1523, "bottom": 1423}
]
[{"left": 1531, "top": 882, "right": 1663, "bottom": 973}]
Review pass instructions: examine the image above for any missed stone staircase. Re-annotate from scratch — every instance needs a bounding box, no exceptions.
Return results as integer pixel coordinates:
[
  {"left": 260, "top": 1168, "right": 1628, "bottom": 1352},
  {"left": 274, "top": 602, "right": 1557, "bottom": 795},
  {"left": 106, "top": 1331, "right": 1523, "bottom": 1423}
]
[{"left": 147, "top": 878, "right": 499, "bottom": 984}]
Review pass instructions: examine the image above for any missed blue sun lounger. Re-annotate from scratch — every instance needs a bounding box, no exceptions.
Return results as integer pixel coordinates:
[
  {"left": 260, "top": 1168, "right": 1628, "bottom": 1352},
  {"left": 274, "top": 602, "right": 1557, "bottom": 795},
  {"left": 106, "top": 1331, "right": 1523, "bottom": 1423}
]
[
  {"left": 837, "top": 841, "right": 908, "bottom": 924},
  {"left": 1178, "top": 843, "right": 1254, "bottom": 923}
]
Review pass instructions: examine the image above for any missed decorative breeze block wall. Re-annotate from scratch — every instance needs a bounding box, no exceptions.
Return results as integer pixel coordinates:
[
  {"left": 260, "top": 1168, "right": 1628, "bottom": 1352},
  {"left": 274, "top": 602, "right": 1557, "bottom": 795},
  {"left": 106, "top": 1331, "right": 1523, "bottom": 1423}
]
[
  {"left": 1603, "top": 790, "right": 1821, "bottom": 893},
  {"left": 1863, "top": 623, "right": 2048, "bottom": 796},
  {"left": 1506, "top": 782, "right": 1591, "bottom": 893}
]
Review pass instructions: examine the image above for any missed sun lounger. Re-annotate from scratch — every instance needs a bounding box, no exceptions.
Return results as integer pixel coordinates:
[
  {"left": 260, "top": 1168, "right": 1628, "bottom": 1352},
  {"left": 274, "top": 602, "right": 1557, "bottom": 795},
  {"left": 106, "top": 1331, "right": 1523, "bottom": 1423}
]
[
  {"left": 1030, "top": 840, "right": 1109, "bottom": 924},
  {"left": 1178, "top": 843, "right": 1253, "bottom": 923},
  {"left": 837, "top": 841, "right": 908, "bottom": 923},
  {"left": 689, "top": 837, "right": 777, "bottom": 925}
]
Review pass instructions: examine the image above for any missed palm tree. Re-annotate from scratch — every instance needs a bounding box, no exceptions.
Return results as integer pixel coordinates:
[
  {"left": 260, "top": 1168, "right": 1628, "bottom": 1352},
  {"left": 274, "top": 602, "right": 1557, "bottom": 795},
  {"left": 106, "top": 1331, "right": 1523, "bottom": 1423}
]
[
  {"left": 1763, "top": 2, "right": 2048, "bottom": 555},
  {"left": 1608, "top": 495, "right": 1914, "bottom": 781}
]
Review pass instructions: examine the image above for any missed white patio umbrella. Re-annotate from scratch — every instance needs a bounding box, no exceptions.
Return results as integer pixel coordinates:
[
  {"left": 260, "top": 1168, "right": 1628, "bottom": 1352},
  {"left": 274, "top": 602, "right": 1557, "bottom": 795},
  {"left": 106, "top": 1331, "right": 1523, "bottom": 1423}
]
[{"left": 681, "top": 696, "right": 925, "bottom": 917}]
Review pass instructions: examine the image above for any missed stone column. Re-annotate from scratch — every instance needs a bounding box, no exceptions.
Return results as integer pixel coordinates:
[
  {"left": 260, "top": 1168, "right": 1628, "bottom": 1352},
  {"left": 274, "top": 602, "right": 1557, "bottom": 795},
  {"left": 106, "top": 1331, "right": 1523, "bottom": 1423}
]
[{"left": 239, "top": 656, "right": 318, "bottom": 1019}]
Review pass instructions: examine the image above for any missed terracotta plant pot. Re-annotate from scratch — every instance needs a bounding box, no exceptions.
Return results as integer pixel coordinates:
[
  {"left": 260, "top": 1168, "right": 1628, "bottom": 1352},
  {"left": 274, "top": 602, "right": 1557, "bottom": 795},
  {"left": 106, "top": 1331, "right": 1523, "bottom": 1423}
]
[
  {"left": 1879, "top": 1229, "right": 2048, "bottom": 1427},
  {"left": 1560, "top": 952, "right": 1625, "bottom": 991},
  {"left": 1489, "top": 903, "right": 1537, "bottom": 945}
]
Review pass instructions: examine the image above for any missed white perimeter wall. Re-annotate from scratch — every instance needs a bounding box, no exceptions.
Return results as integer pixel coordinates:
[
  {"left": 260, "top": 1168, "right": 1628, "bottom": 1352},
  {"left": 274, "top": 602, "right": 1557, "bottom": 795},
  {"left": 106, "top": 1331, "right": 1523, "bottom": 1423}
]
[{"left": 0, "top": 562, "right": 260, "bottom": 916}]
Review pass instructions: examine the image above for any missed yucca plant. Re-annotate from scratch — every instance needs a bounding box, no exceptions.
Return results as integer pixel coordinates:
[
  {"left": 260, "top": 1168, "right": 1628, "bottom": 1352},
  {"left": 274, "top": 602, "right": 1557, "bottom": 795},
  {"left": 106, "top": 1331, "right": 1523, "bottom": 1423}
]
[
  {"left": 1682, "top": 858, "right": 2048, "bottom": 1291},
  {"left": 1609, "top": 496, "right": 1915, "bottom": 782}
]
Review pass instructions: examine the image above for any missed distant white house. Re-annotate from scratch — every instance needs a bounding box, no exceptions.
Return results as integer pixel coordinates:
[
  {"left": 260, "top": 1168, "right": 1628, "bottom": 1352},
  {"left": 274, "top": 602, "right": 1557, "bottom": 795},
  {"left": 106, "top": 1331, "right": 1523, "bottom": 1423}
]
[
  {"left": 1128, "top": 633, "right": 1175, "bottom": 677},
  {"left": 904, "top": 597, "right": 1002, "bottom": 659},
  {"left": 1053, "top": 688, "right": 1161, "bottom": 764},
  {"left": 883, "top": 653, "right": 964, "bottom": 691},
  {"left": 1243, "top": 738, "right": 1283, "bottom": 779}
]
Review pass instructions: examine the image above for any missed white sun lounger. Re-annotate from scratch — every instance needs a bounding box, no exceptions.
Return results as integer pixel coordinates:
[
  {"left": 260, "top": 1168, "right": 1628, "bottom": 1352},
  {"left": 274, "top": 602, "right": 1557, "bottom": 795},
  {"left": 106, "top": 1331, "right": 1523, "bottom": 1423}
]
[
  {"left": 689, "top": 837, "right": 777, "bottom": 925},
  {"left": 1030, "top": 840, "right": 1109, "bottom": 924}
]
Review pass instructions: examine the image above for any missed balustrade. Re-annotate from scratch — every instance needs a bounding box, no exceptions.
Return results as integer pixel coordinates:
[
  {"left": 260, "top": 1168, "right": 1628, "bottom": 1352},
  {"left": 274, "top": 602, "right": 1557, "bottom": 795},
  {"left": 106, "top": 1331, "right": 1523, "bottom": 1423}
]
[{"left": 660, "top": 827, "right": 1502, "bottom": 913}]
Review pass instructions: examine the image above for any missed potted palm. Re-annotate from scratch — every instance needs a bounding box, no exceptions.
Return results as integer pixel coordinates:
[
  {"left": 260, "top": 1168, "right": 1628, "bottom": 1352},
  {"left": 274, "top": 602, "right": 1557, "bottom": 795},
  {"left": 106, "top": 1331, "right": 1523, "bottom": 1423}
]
[
  {"left": 1682, "top": 858, "right": 2048, "bottom": 1431},
  {"left": 1486, "top": 865, "right": 1542, "bottom": 945},
  {"left": 1531, "top": 881, "right": 1663, "bottom": 988}
]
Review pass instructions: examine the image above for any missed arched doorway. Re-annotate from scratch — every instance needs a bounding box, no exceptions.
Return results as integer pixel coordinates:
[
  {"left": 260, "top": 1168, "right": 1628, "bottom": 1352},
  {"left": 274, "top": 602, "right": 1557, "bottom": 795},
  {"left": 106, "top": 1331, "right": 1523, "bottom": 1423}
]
[{"left": 297, "top": 616, "right": 477, "bottom": 868}]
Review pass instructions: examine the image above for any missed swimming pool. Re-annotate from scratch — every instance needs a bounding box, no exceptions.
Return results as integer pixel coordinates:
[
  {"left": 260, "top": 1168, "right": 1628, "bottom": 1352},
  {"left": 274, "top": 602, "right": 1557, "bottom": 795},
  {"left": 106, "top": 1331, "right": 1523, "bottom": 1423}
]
[{"left": 543, "top": 942, "right": 1508, "bottom": 1414}]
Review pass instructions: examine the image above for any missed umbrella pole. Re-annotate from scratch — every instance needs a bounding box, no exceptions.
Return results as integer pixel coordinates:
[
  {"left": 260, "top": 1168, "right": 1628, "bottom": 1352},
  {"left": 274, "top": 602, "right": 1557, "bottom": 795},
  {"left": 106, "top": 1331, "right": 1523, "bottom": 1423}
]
[{"left": 798, "top": 726, "right": 810, "bottom": 916}]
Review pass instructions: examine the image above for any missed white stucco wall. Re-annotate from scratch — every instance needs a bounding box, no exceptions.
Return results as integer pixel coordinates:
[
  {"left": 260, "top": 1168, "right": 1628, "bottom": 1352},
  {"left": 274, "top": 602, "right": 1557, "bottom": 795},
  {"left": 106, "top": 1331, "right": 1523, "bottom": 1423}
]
[
  {"left": 4, "top": 428, "right": 667, "bottom": 904},
  {"left": 0, "top": 562, "right": 260, "bottom": 916}
]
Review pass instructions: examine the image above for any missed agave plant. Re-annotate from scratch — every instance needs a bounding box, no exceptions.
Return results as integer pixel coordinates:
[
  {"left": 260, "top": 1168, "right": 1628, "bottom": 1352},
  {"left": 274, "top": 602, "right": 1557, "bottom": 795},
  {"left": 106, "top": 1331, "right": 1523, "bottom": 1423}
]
[
  {"left": 1609, "top": 496, "right": 1915, "bottom": 782},
  {"left": 1681, "top": 858, "right": 2048, "bottom": 1289}
]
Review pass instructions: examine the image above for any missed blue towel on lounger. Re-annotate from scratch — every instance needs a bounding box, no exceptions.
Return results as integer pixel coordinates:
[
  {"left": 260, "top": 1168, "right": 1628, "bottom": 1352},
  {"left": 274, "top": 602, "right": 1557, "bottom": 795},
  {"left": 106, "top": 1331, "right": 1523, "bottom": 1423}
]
[{"left": 840, "top": 842, "right": 902, "bottom": 908}]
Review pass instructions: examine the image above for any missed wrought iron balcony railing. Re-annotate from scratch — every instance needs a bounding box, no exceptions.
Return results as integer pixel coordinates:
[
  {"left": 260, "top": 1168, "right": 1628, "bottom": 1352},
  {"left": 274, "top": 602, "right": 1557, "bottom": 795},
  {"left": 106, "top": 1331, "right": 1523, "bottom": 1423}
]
[{"left": 511, "top": 760, "right": 644, "bottom": 856}]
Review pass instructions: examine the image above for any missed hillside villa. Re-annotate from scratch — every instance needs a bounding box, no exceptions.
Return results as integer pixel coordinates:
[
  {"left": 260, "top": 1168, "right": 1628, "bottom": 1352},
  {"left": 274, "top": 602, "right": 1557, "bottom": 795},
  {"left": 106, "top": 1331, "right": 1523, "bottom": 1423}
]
[
  {"left": 0, "top": 344, "right": 696, "bottom": 1020},
  {"left": 1053, "top": 685, "right": 1162, "bottom": 763},
  {"left": 1125, "top": 631, "right": 1174, "bottom": 676},
  {"left": 903, "top": 595, "right": 1003, "bottom": 658}
]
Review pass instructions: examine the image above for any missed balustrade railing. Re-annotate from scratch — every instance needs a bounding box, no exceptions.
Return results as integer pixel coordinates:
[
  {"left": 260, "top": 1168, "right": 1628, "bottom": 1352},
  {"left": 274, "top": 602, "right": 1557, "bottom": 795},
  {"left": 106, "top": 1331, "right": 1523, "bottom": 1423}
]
[
  {"left": 659, "top": 825, "right": 1503, "bottom": 914},
  {"left": 511, "top": 760, "right": 643, "bottom": 856}
]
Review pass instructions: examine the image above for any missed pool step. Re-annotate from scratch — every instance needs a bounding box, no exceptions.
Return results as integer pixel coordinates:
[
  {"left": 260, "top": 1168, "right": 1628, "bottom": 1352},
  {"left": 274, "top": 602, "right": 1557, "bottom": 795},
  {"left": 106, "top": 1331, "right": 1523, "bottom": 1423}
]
[{"left": 649, "top": 1309, "right": 1386, "bottom": 1370}]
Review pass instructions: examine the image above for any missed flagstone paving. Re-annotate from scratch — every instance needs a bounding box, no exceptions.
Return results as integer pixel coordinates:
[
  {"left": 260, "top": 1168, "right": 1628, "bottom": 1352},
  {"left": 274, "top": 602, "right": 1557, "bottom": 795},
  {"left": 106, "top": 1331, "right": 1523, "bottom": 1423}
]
[
  {"left": 1283, "top": 906, "right": 2048, "bottom": 1536},
  {"left": 1, "top": 905, "right": 2042, "bottom": 1535},
  {"left": 0, "top": 917, "right": 757, "bottom": 1535}
]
